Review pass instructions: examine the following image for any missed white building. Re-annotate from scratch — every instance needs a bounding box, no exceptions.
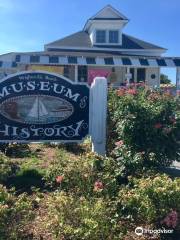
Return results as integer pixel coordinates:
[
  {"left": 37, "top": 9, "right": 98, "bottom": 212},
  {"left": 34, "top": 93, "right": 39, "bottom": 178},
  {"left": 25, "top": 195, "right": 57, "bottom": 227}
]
[{"left": 0, "top": 5, "right": 180, "bottom": 89}]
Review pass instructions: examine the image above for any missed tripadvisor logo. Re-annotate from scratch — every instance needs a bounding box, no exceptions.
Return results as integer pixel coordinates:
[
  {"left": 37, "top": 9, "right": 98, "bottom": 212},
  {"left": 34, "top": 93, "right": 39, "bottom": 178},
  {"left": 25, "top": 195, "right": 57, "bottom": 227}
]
[
  {"left": 135, "top": 227, "right": 143, "bottom": 236},
  {"left": 135, "top": 227, "right": 174, "bottom": 236}
]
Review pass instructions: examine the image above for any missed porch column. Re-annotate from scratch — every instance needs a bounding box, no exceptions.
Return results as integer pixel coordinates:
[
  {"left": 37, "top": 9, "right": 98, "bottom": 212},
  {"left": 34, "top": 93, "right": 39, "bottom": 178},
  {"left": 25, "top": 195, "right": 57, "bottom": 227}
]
[
  {"left": 134, "top": 68, "right": 137, "bottom": 83},
  {"left": 176, "top": 67, "right": 180, "bottom": 96},
  {"left": 125, "top": 67, "right": 131, "bottom": 85},
  {"left": 75, "top": 65, "right": 78, "bottom": 82}
]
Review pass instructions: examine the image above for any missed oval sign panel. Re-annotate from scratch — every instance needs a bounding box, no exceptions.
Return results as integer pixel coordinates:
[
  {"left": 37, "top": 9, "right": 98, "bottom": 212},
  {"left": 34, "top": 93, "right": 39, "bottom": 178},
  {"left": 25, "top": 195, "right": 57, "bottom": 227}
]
[
  {"left": 0, "top": 95, "right": 74, "bottom": 124},
  {"left": 0, "top": 71, "right": 89, "bottom": 142}
]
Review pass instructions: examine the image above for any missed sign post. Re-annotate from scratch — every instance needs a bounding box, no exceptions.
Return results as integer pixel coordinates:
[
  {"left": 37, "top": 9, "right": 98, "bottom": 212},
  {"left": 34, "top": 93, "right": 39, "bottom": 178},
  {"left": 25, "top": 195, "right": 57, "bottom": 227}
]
[{"left": 90, "top": 77, "right": 107, "bottom": 156}]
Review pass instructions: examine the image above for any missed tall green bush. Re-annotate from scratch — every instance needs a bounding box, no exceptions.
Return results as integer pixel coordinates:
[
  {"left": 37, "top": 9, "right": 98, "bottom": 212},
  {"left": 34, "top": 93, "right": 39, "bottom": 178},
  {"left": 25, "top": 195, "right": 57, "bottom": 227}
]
[{"left": 108, "top": 86, "right": 180, "bottom": 167}]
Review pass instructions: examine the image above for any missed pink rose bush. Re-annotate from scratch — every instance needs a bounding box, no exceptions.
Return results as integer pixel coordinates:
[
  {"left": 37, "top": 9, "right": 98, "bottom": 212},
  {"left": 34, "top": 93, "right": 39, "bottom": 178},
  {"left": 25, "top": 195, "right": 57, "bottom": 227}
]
[
  {"left": 161, "top": 210, "right": 178, "bottom": 228},
  {"left": 108, "top": 86, "right": 180, "bottom": 167}
]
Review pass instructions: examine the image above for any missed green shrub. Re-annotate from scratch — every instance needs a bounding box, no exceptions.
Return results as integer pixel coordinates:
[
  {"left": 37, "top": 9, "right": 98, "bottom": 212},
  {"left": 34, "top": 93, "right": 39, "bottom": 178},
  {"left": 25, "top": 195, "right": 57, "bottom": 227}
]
[
  {"left": 117, "top": 174, "right": 180, "bottom": 229},
  {"left": 108, "top": 87, "right": 180, "bottom": 167},
  {"left": 113, "top": 140, "right": 158, "bottom": 177},
  {"left": 0, "top": 185, "right": 34, "bottom": 239},
  {"left": 44, "top": 149, "right": 119, "bottom": 198},
  {"left": 44, "top": 149, "right": 96, "bottom": 196},
  {"left": 44, "top": 191, "right": 123, "bottom": 240},
  {"left": 0, "top": 153, "right": 17, "bottom": 183},
  {"left": 0, "top": 144, "right": 9, "bottom": 153}
]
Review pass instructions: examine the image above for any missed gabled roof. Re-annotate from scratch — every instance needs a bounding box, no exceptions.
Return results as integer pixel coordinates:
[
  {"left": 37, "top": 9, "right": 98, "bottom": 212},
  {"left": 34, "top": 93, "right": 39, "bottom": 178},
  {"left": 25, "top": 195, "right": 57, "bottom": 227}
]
[
  {"left": 83, "top": 5, "right": 129, "bottom": 31},
  {"left": 89, "top": 4, "right": 128, "bottom": 21},
  {"left": 45, "top": 31, "right": 166, "bottom": 51},
  {"left": 45, "top": 31, "right": 92, "bottom": 49}
]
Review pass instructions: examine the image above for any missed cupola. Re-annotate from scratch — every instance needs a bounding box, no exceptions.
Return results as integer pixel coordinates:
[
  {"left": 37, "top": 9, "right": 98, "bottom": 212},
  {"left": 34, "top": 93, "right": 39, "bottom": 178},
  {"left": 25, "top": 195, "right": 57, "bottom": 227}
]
[{"left": 83, "top": 5, "right": 129, "bottom": 46}]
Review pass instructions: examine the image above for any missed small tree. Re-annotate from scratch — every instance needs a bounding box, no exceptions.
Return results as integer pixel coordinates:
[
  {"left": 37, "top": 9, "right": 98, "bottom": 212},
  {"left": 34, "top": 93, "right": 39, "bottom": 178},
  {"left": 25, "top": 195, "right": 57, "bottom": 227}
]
[{"left": 160, "top": 74, "right": 171, "bottom": 84}]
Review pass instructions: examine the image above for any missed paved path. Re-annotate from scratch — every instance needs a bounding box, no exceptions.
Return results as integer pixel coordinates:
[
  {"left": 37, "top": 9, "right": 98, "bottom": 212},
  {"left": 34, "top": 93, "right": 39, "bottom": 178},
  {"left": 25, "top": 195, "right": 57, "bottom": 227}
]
[
  {"left": 160, "top": 161, "right": 180, "bottom": 177},
  {"left": 173, "top": 161, "right": 180, "bottom": 169}
]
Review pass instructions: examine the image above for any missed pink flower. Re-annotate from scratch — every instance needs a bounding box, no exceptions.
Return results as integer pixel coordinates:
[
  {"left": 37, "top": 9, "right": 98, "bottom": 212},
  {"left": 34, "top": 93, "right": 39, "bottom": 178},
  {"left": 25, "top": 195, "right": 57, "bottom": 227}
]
[
  {"left": 126, "top": 89, "right": 137, "bottom": 95},
  {"left": 115, "top": 140, "right": 124, "bottom": 147},
  {"left": 94, "top": 180, "right": 103, "bottom": 192},
  {"left": 56, "top": 175, "right": 64, "bottom": 184},
  {"left": 161, "top": 210, "right": 178, "bottom": 228},
  {"left": 154, "top": 123, "right": 162, "bottom": 129},
  {"left": 117, "top": 89, "right": 125, "bottom": 96}
]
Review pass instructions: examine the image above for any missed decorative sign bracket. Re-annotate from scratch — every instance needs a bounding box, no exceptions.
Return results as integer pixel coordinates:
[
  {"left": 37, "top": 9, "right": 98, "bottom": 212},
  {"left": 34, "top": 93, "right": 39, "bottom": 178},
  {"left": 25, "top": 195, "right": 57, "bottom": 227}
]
[{"left": 0, "top": 71, "right": 107, "bottom": 156}]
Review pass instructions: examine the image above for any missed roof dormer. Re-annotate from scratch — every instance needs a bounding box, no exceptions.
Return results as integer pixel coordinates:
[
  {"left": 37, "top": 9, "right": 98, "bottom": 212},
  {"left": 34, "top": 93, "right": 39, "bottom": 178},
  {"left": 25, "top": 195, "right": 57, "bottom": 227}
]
[{"left": 83, "top": 5, "right": 129, "bottom": 46}]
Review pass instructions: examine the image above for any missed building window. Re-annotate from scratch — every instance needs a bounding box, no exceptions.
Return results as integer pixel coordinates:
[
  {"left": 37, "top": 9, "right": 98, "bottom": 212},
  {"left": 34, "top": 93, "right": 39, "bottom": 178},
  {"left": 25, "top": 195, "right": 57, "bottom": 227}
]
[
  {"left": 109, "top": 30, "right": 119, "bottom": 43},
  {"left": 78, "top": 66, "right": 87, "bottom": 82},
  {"left": 15, "top": 55, "right": 21, "bottom": 62},
  {"left": 96, "top": 30, "right": 106, "bottom": 43}
]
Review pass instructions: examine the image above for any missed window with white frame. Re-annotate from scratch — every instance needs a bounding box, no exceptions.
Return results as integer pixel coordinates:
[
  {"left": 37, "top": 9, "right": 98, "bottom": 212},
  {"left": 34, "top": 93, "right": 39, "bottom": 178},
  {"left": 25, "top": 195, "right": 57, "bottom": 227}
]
[
  {"left": 96, "top": 30, "right": 106, "bottom": 43},
  {"left": 95, "top": 29, "right": 120, "bottom": 44},
  {"left": 109, "top": 30, "right": 119, "bottom": 43}
]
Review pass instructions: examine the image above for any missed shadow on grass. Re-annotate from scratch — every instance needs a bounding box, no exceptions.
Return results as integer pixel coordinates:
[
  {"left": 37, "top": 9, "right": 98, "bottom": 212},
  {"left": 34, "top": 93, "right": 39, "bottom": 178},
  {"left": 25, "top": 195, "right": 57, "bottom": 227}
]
[
  {"left": 5, "top": 169, "right": 45, "bottom": 194},
  {"left": 158, "top": 167, "right": 180, "bottom": 178},
  {"left": 5, "top": 144, "right": 38, "bottom": 158}
]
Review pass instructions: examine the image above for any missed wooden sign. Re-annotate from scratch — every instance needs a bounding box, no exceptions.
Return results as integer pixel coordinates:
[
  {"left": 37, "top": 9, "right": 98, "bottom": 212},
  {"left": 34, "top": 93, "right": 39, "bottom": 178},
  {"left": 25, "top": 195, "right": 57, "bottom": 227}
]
[
  {"left": 0, "top": 71, "right": 107, "bottom": 155},
  {"left": 0, "top": 71, "right": 89, "bottom": 142}
]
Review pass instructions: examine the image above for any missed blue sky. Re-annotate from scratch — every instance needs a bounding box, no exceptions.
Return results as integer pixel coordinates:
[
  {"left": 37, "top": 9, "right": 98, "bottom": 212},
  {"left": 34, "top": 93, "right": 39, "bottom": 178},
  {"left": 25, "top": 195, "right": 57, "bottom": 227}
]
[{"left": 0, "top": 0, "right": 179, "bottom": 83}]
